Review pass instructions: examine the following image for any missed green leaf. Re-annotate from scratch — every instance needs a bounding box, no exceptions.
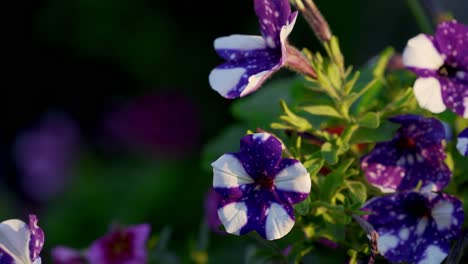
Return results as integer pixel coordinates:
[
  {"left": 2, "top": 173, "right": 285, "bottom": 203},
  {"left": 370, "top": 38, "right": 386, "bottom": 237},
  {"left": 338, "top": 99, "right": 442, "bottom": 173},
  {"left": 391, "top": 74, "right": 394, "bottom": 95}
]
[
  {"left": 373, "top": 47, "right": 395, "bottom": 77},
  {"left": 358, "top": 112, "right": 380, "bottom": 128},
  {"left": 319, "top": 160, "right": 353, "bottom": 202},
  {"left": 277, "top": 100, "right": 313, "bottom": 132},
  {"left": 301, "top": 105, "right": 343, "bottom": 119},
  {"left": 350, "top": 120, "right": 400, "bottom": 144},
  {"left": 346, "top": 181, "right": 367, "bottom": 205},
  {"left": 321, "top": 142, "right": 339, "bottom": 165},
  {"left": 294, "top": 196, "right": 311, "bottom": 216}
]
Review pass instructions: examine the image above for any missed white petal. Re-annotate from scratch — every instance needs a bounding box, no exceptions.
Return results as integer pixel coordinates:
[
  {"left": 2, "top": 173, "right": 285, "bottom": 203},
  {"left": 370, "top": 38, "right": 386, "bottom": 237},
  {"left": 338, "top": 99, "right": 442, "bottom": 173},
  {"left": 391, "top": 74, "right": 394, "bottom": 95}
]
[
  {"left": 280, "top": 13, "right": 298, "bottom": 51},
  {"left": 239, "top": 69, "right": 277, "bottom": 97},
  {"left": 431, "top": 201, "right": 454, "bottom": 230},
  {"left": 0, "top": 219, "right": 32, "bottom": 264},
  {"left": 217, "top": 202, "right": 248, "bottom": 235},
  {"left": 456, "top": 136, "right": 468, "bottom": 156},
  {"left": 403, "top": 34, "right": 444, "bottom": 70},
  {"left": 413, "top": 77, "right": 447, "bottom": 113},
  {"left": 418, "top": 245, "right": 447, "bottom": 264},
  {"left": 212, "top": 154, "right": 254, "bottom": 188},
  {"left": 274, "top": 163, "right": 310, "bottom": 193},
  {"left": 214, "top": 35, "right": 266, "bottom": 51},
  {"left": 209, "top": 67, "right": 246, "bottom": 98},
  {"left": 265, "top": 203, "right": 295, "bottom": 240},
  {"left": 464, "top": 97, "right": 468, "bottom": 118},
  {"left": 33, "top": 258, "right": 41, "bottom": 264},
  {"left": 377, "top": 233, "right": 399, "bottom": 255}
]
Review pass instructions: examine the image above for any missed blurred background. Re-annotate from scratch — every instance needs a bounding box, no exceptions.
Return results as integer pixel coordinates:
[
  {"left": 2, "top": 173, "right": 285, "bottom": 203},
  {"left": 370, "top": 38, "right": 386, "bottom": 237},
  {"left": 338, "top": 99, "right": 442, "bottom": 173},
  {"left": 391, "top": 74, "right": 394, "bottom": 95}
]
[{"left": 2, "top": 0, "right": 467, "bottom": 263}]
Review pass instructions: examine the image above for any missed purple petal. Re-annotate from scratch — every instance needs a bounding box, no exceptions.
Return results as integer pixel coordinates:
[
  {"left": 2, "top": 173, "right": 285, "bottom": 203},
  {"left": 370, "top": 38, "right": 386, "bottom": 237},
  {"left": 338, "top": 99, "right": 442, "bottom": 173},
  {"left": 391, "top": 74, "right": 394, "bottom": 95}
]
[
  {"left": 434, "top": 21, "right": 468, "bottom": 71},
  {"left": 52, "top": 246, "right": 85, "bottom": 264},
  {"left": 209, "top": 47, "right": 281, "bottom": 99},
  {"left": 254, "top": 0, "right": 292, "bottom": 48},
  {"left": 204, "top": 189, "right": 224, "bottom": 234},
  {"left": 87, "top": 224, "right": 150, "bottom": 264},
  {"left": 28, "top": 215, "right": 44, "bottom": 262},
  {"left": 438, "top": 77, "right": 468, "bottom": 118},
  {"left": 362, "top": 191, "right": 464, "bottom": 264},
  {"left": 0, "top": 249, "right": 14, "bottom": 264},
  {"left": 457, "top": 128, "right": 468, "bottom": 156},
  {"left": 236, "top": 133, "right": 283, "bottom": 179},
  {"left": 362, "top": 115, "right": 451, "bottom": 192}
]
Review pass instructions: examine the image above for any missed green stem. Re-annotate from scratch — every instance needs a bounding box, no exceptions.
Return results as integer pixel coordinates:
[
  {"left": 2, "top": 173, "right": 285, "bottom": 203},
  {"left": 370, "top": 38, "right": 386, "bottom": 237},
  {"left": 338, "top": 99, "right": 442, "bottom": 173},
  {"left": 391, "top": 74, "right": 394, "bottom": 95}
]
[{"left": 406, "top": 0, "right": 433, "bottom": 33}]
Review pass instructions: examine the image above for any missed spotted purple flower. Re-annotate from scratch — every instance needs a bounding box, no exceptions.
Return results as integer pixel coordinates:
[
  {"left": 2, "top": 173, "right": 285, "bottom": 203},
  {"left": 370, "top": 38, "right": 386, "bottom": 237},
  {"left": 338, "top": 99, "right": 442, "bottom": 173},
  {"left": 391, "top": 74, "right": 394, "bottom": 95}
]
[
  {"left": 456, "top": 128, "right": 468, "bottom": 156},
  {"left": 403, "top": 20, "right": 468, "bottom": 117},
  {"left": 14, "top": 112, "right": 80, "bottom": 202},
  {"left": 87, "top": 224, "right": 150, "bottom": 264},
  {"left": 209, "top": 0, "right": 315, "bottom": 99},
  {"left": 0, "top": 215, "right": 44, "bottom": 264},
  {"left": 212, "top": 133, "right": 311, "bottom": 240},
  {"left": 361, "top": 115, "right": 451, "bottom": 193},
  {"left": 362, "top": 191, "right": 464, "bottom": 264},
  {"left": 204, "top": 188, "right": 224, "bottom": 234}
]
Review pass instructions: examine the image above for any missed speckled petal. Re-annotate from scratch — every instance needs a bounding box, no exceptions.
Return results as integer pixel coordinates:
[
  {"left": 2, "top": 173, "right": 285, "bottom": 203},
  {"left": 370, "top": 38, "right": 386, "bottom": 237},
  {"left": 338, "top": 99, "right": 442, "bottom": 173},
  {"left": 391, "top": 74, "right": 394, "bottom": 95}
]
[
  {"left": 28, "top": 215, "right": 44, "bottom": 263},
  {"left": 236, "top": 133, "right": 283, "bottom": 179},
  {"left": 457, "top": 128, "right": 468, "bottom": 156},
  {"left": 434, "top": 21, "right": 468, "bottom": 71},
  {"left": 363, "top": 192, "right": 464, "bottom": 264},
  {"left": 438, "top": 77, "right": 468, "bottom": 118},
  {"left": 254, "top": 0, "right": 292, "bottom": 48}
]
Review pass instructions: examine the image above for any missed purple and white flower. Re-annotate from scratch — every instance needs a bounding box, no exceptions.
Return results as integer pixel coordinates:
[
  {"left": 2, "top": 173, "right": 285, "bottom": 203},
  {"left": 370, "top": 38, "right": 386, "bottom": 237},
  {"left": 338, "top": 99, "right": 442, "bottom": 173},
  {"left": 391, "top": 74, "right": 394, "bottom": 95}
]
[
  {"left": 362, "top": 191, "right": 464, "bottom": 264},
  {"left": 361, "top": 115, "right": 451, "bottom": 193},
  {"left": 0, "top": 215, "right": 44, "bottom": 264},
  {"left": 456, "top": 128, "right": 468, "bottom": 156},
  {"left": 209, "top": 0, "right": 315, "bottom": 99},
  {"left": 212, "top": 133, "right": 311, "bottom": 240},
  {"left": 403, "top": 20, "right": 468, "bottom": 117},
  {"left": 86, "top": 224, "right": 150, "bottom": 264}
]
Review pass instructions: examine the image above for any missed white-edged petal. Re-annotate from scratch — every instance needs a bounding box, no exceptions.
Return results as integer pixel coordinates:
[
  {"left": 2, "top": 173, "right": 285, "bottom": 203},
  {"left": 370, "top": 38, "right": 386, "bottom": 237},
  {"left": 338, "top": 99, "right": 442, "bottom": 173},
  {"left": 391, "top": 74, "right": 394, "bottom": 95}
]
[
  {"left": 431, "top": 201, "right": 454, "bottom": 230},
  {"left": 214, "top": 35, "right": 266, "bottom": 51},
  {"left": 377, "top": 233, "right": 399, "bottom": 255},
  {"left": 265, "top": 203, "right": 295, "bottom": 240},
  {"left": 280, "top": 13, "right": 298, "bottom": 51},
  {"left": 274, "top": 163, "right": 310, "bottom": 193},
  {"left": 239, "top": 69, "right": 278, "bottom": 97},
  {"left": 418, "top": 245, "right": 447, "bottom": 264},
  {"left": 403, "top": 34, "right": 444, "bottom": 70},
  {"left": 456, "top": 136, "right": 468, "bottom": 156},
  {"left": 212, "top": 154, "right": 254, "bottom": 188},
  {"left": 0, "top": 219, "right": 32, "bottom": 264},
  {"left": 217, "top": 202, "right": 248, "bottom": 235},
  {"left": 413, "top": 77, "right": 447, "bottom": 113},
  {"left": 209, "top": 67, "right": 246, "bottom": 98}
]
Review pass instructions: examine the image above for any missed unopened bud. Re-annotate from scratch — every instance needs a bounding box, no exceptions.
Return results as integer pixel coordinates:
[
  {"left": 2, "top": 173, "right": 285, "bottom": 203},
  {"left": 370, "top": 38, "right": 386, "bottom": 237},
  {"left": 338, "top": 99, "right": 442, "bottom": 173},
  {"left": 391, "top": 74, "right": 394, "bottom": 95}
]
[{"left": 292, "top": 0, "right": 332, "bottom": 42}]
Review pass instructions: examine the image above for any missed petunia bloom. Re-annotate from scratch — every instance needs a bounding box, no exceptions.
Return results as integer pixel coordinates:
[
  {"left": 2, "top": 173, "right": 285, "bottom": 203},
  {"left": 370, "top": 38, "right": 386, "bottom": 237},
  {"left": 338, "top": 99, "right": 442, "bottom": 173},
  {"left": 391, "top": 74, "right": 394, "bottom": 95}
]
[
  {"left": 456, "top": 128, "right": 468, "bottom": 156},
  {"left": 86, "top": 224, "right": 150, "bottom": 264},
  {"left": 51, "top": 246, "right": 85, "bottom": 264},
  {"left": 209, "top": 0, "right": 315, "bottom": 99},
  {"left": 203, "top": 188, "right": 224, "bottom": 234},
  {"left": 361, "top": 115, "right": 451, "bottom": 193},
  {"left": 362, "top": 191, "right": 464, "bottom": 264},
  {"left": 212, "top": 133, "right": 311, "bottom": 240},
  {"left": 0, "top": 215, "right": 44, "bottom": 264},
  {"left": 403, "top": 20, "right": 468, "bottom": 117}
]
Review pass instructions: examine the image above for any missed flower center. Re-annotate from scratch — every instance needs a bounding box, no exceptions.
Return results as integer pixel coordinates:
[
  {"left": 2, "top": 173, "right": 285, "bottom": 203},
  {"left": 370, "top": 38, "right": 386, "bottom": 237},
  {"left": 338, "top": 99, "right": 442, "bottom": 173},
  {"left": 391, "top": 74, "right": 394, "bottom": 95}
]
[
  {"left": 403, "top": 196, "right": 432, "bottom": 218},
  {"left": 104, "top": 231, "right": 134, "bottom": 261},
  {"left": 395, "top": 136, "right": 416, "bottom": 150},
  {"left": 256, "top": 174, "right": 275, "bottom": 190},
  {"left": 438, "top": 64, "right": 458, "bottom": 78}
]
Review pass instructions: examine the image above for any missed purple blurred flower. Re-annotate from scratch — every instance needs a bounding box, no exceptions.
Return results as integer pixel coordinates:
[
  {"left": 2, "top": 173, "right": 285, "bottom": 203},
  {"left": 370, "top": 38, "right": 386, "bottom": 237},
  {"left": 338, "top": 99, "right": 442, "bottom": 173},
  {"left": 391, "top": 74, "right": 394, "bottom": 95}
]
[
  {"left": 52, "top": 247, "right": 85, "bottom": 264},
  {"left": 204, "top": 188, "right": 223, "bottom": 234},
  {"left": 403, "top": 20, "right": 468, "bottom": 117},
  {"left": 362, "top": 191, "right": 464, "bottom": 264},
  {"left": 209, "top": 0, "right": 315, "bottom": 99},
  {"left": 361, "top": 115, "right": 451, "bottom": 193},
  {"left": 14, "top": 112, "right": 80, "bottom": 202},
  {"left": 87, "top": 224, "right": 150, "bottom": 264},
  {"left": 0, "top": 215, "right": 44, "bottom": 264},
  {"left": 103, "top": 92, "right": 201, "bottom": 157},
  {"left": 212, "top": 133, "right": 310, "bottom": 240},
  {"left": 456, "top": 128, "right": 468, "bottom": 156}
]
